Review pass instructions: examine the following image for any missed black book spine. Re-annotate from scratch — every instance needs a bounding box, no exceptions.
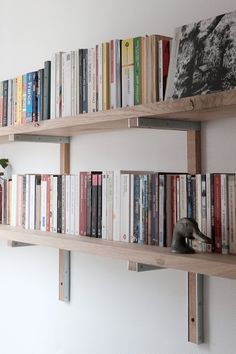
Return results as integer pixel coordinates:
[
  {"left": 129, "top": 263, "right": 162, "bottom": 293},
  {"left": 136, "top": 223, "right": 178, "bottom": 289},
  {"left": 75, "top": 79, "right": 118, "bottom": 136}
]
[
  {"left": 82, "top": 49, "right": 88, "bottom": 113},
  {"left": 32, "top": 71, "right": 38, "bottom": 122},
  {"left": 97, "top": 174, "right": 102, "bottom": 238},
  {"left": 79, "top": 49, "right": 83, "bottom": 114},
  {"left": 38, "top": 69, "right": 44, "bottom": 121},
  {"left": 43, "top": 61, "right": 51, "bottom": 119},
  {"left": 91, "top": 172, "right": 98, "bottom": 237}
]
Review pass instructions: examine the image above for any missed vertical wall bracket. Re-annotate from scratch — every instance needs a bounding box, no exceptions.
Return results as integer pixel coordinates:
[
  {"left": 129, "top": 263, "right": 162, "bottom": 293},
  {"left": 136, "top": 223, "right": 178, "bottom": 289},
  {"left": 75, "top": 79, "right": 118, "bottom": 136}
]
[{"left": 59, "top": 143, "right": 71, "bottom": 302}]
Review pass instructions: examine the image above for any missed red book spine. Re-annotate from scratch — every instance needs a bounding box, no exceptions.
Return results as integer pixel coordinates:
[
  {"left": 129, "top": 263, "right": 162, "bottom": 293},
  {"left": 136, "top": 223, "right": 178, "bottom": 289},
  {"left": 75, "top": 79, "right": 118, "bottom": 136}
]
[
  {"left": 79, "top": 172, "right": 87, "bottom": 236},
  {"left": 162, "top": 40, "right": 170, "bottom": 97},
  {"left": 213, "top": 174, "right": 221, "bottom": 253}
]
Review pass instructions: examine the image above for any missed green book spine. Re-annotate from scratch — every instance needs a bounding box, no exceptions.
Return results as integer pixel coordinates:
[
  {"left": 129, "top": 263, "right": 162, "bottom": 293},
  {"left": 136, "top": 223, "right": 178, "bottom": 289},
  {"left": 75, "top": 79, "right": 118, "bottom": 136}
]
[{"left": 134, "top": 37, "right": 141, "bottom": 105}]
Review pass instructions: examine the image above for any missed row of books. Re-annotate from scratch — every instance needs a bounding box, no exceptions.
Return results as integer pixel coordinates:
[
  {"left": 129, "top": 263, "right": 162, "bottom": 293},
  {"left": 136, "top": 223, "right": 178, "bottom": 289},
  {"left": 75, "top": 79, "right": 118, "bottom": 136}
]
[
  {"left": 1, "top": 171, "right": 235, "bottom": 254},
  {"left": 0, "top": 34, "right": 171, "bottom": 126},
  {"left": 80, "top": 171, "right": 236, "bottom": 254},
  {"left": 0, "top": 61, "right": 51, "bottom": 127}
]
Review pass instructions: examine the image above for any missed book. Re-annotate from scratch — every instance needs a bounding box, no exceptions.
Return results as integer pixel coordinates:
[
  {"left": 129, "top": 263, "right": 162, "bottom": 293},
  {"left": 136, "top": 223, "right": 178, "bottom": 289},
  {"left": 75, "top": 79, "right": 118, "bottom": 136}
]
[
  {"left": 165, "top": 11, "right": 236, "bottom": 99},
  {"left": 122, "top": 38, "right": 134, "bottom": 107}
]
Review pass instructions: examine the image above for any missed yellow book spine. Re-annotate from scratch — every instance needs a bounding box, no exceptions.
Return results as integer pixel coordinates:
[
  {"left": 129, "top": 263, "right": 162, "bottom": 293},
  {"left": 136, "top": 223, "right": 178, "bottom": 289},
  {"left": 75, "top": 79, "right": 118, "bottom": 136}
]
[{"left": 102, "top": 43, "right": 110, "bottom": 110}]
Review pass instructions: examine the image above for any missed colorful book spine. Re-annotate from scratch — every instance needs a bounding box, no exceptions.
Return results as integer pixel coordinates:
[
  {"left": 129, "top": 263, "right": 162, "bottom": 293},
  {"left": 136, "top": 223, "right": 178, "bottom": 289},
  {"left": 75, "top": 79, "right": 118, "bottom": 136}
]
[{"left": 134, "top": 37, "right": 142, "bottom": 105}]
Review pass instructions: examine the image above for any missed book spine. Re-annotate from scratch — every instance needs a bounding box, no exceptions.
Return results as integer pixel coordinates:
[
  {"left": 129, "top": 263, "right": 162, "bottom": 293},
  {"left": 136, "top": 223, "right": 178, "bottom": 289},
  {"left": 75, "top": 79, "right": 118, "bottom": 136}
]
[
  {"left": 78, "top": 49, "right": 83, "bottom": 114},
  {"left": 106, "top": 171, "right": 113, "bottom": 241},
  {"left": 98, "top": 44, "right": 103, "bottom": 111},
  {"left": 57, "top": 175, "right": 62, "bottom": 233},
  {"left": 134, "top": 37, "right": 142, "bottom": 105},
  {"left": 102, "top": 43, "right": 110, "bottom": 110},
  {"left": 97, "top": 173, "right": 102, "bottom": 238},
  {"left": 32, "top": 72, "right": 38, "bottom": 122},
  {"left": 71, "top": 51, "right": 76, "bottom": 117},
  {"left": 91, "top": 173, "right": 98, "bottom": 237},
  {"left": 87, "top": 48, "right": 92, "bottom": 113},
  {"left": 43, "top": 60, "right": 51, "bottom": 119},
  {"left": 133, "top": 174, "right": 140, "bottom": 243},
  {"left": 37, "top": 68, "right": 44, "bottom": 121},
  {"left": 65, "top": 175, "right": 71, "bottom": 234},
  {"left": 26, "top": 72, "right": 33, "bottom": 123},
  {"left": 50, "top": 55, "right": 56, "bottom": 119},
  {"left": 74, "top": 175, "right": 79, "bottom": 235},
  {"left": 2, "top": 80, "right": 8, "bottom": 127},
  {"left": 214, "top": 174, "right": 222, "bottom": 253},
  {"left": 53, "top": 175, "right": 58, "bottom": 233},
  {"left": 113, "top": 170, "right": 121, "bottom": 241},
  {"left": 122, "top": 38, "right": 134, "bottom": 107},
  {"left": 82, "top": 49, "right": 88, "bottom": 113},
  {"left": 55, "top": 52, "right": 63, "bottom": 118},
  {"left": 221, "top": 174, "right": 229, "bottom": 254},
  {"left": 101, "top": 171, "right": 107, "bottom": 239},
  {"left": 158, "top": 174, "right": 165, "bottom": 247},
  {"left": 7, "top": 79, "right": 13, "bottom": 126},
  {"left": 0, "top": 82, "right": 3, "bottom": 126},
  {"left": 91, "top": 47, "right": 97, "bottom": 112},
  {"left": 79, "top": 172, "right": 87, "bottom": 236},
  {"left": 10, "top": 175, "right": 17, "bottom": 227},
  {"left": 162, "top": 40, "right": 170, "bottom": 98},
  {"left": 120, "top": 173, "right": 130, "bottom": 242},
  {"left": 86, "top": 172, "right": 92, "bottom": 236},
  {"left": 228, "top": 175, "right": 236, "bottom": 254},
  {"left": 70, "top": 175, "right": 75, "bottom": 235}
]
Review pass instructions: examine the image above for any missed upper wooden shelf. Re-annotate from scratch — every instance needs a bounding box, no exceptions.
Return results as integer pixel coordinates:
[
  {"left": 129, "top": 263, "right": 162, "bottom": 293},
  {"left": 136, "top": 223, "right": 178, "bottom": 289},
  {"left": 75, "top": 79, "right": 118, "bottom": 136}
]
[
  {"left": 1, "top": 224, "right": 236, "bottom": 279},
  {"left": 0, "top": 89, "right": 236, "bottom": 143}
]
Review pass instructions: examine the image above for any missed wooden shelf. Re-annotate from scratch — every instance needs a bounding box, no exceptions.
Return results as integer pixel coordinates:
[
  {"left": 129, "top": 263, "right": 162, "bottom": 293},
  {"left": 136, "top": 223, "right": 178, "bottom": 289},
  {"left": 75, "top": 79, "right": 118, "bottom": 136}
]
[
  {"left": 1, "top": 225, "right": 236, "bottom": 279},
  {"left": 0, "top": 89, "right": 236, "bottom": 143}
]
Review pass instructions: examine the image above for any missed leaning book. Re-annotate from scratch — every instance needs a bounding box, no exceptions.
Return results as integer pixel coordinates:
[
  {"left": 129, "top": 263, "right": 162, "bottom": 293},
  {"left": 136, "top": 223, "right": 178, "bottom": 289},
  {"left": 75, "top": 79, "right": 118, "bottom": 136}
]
[{"left": 165, "top": 10, "right": 236, "bottom": 99}]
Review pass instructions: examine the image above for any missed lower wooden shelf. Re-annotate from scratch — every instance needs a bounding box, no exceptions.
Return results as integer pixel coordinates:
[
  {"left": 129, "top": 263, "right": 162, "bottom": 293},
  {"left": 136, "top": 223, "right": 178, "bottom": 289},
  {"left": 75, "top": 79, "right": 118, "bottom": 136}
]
[{"left": 1, "top": 224, "right": 236, "bottom": 279}]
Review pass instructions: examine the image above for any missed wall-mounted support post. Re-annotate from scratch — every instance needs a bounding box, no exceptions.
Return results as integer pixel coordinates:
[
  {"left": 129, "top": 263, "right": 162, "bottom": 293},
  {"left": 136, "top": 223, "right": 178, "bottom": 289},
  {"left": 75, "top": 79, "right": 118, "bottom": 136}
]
[
  {"left": 59, "top": 143, "right": 71, "bottom": 302},
  {"left": 187, "top": 129, "right": 204, "bottom": 344}
]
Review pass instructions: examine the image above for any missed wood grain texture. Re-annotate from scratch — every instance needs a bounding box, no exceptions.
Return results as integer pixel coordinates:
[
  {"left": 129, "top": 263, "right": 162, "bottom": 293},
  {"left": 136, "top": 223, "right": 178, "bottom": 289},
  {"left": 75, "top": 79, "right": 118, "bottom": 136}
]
[
  {"left": 0, "top": 90, "right": 235, "bottom": 141},
  {"left": 187, "top": 129, "right": 202, "bottom": 344},
  {"left": 1, "top": 225, "right": 236, "bottom": 279},
  {"left": 59, "top": 142, "right": 70, "bottom": 301}
]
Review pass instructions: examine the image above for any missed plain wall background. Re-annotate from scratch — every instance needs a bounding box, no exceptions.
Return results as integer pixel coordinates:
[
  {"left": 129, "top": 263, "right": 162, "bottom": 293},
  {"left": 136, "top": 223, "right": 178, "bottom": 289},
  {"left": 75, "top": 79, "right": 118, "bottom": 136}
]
[{"left": 1, "top": 1, "right": 236, "bottom": 353}]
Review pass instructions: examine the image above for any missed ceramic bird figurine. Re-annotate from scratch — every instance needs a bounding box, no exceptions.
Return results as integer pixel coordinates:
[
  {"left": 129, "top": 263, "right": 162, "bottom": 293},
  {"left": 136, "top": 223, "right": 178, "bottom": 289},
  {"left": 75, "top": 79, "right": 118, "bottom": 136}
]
[{"left": 171, "top": 217, "right": 212, "bottom": 254}]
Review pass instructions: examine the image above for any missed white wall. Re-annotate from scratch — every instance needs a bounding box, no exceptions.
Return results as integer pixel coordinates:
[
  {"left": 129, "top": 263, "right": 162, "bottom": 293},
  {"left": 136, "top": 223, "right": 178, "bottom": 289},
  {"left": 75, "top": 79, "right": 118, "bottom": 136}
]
[{"left": 0, "top": 1, "right": 236, "bottom": 353}]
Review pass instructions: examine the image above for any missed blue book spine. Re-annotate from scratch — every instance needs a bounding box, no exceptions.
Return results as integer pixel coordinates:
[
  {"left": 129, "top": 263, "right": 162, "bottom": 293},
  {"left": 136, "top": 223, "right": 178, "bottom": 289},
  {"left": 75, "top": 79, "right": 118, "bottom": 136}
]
[{"left": 26, "top": 72, "right": 33, "bottom": 122}]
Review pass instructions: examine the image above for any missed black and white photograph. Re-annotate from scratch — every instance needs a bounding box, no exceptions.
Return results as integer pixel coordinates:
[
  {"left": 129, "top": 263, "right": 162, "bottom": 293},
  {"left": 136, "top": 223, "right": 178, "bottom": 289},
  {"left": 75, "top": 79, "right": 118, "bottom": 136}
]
[{"left": 165, "top": 11, "right": 236, "bottom": 99}]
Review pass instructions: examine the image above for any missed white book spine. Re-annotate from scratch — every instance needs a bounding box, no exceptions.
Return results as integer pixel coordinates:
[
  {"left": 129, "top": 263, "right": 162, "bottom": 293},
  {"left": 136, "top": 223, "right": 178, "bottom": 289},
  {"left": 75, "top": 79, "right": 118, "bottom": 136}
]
[
  {"left": 113, "top": 170, "right": 121, "bottom": 241},
  {"left": 106, "top": 171, "right": 114, "bottom": 240},
  {"left": 91, "top": 47, "right": 97, "bottom": 112},
  {"left": 87, "top": 48, "right": 92, "bottom": 113},
  {"left": 75, "top": 49, "right": 80, "bottom": 115},
  {"left": 51, "top": 54, "right": 56, "bottom": 119},
  {"left": 55, "top": 52, "right": 63, "bottom": 118},
  {"left": 71, "top": 51, "right": 76, "bottom": 116},
  {"left": 74, "top": 175, "right": 79, "bottom": 235},
  {"left": 17, "top": 175, "right": 23, "bottom": 227},
  {"left": 53, "top": 176, "right": 58, "bottom": 232},
  {"left": 62, "top": 52, "right": 72, "bottom": 117},
  {"left": 98, "top": 43, "right": 103, "bottom": 111},
  {"left": 29, "top": 175, "right": 36, "bottom": 230},
  {"left": 102, "top": 171, "right": 107, "bottom": 239},
  {"left": 70, "top": 175, "right": 75, "bottom": 235},
  {"left": 40, "top": 179, "right": 47, "bottom": 231},
  {"left": 179, "top": 174, "right": 187, "bottom": 219},
  {"left": 25, "top": 175, "right": 30, "bottom": 229},
  {"left": 66, "top": 175, "right": 71, "bottom": 234},
  {"left": 221, "top": 174, "right": 229, "bottom": 254},
  {"left": 11, "top": 174, "right": 17, "bottom": 227},
  {"left": 120, "top": 174, "right": 130, "bottom": 242}
]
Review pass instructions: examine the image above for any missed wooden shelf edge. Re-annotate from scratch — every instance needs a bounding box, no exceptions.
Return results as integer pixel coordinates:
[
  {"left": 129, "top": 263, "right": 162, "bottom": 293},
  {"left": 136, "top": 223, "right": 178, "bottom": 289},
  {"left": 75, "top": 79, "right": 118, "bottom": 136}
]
[
  {"left": 1, "top": 225, "right": 236, "bottom": 279},
  {"left": 0, "top": 89, "right": 236, "bottom": 141}
]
